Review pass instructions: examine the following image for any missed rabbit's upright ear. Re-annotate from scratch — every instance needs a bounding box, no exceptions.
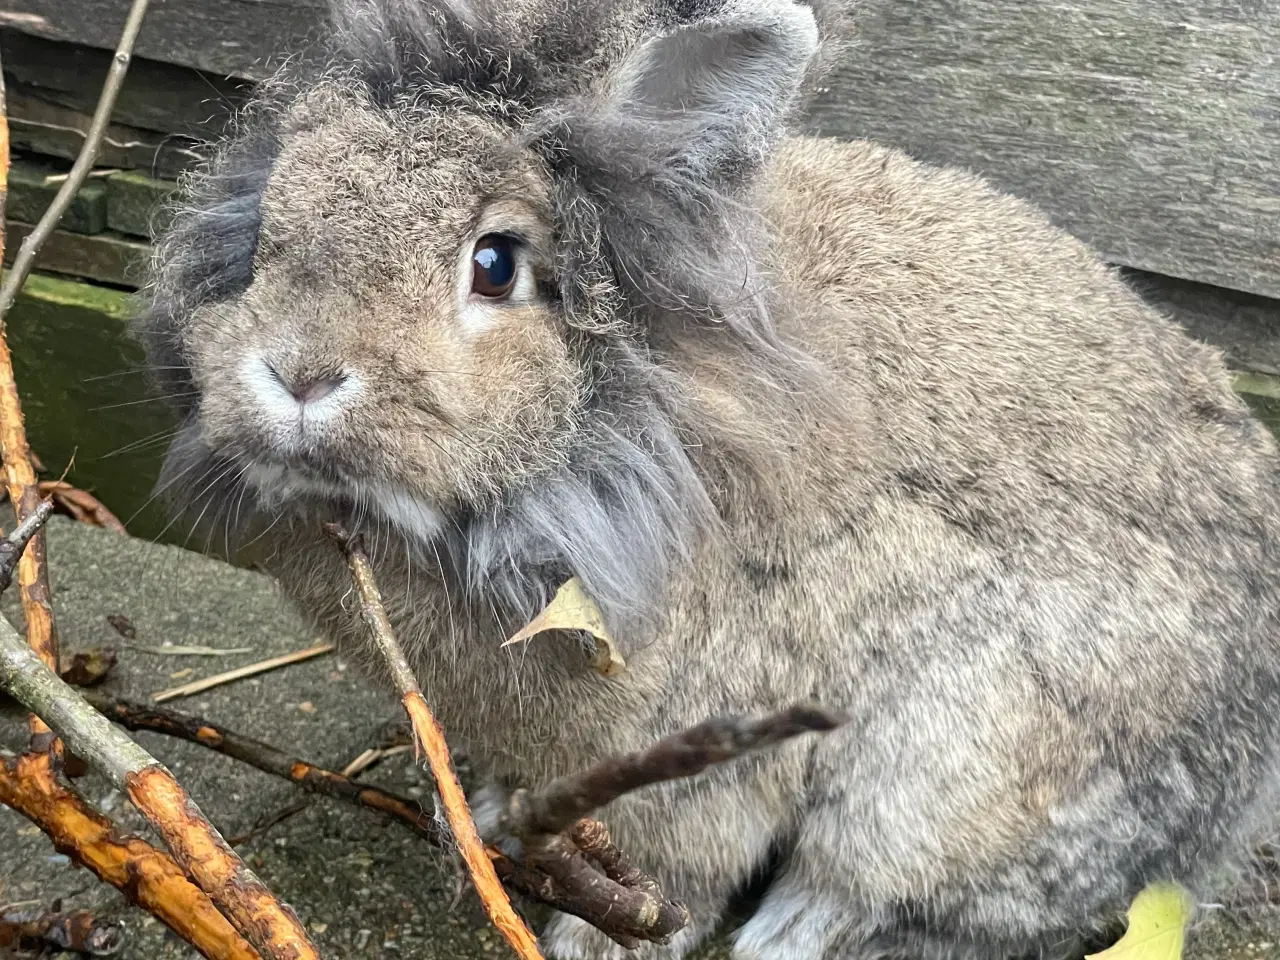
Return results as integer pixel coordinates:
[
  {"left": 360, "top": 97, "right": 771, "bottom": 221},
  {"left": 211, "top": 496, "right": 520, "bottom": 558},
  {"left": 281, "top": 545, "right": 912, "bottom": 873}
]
[{"left": 603, "top": 0, "right": 819, "bottom": 179}]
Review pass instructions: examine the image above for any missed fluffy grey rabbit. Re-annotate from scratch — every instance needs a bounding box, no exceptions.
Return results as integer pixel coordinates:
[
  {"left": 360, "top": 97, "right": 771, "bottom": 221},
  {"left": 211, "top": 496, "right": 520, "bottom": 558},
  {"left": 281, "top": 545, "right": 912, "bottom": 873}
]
[{"left": 135, "top": 0, "right": 1280, "bottom": 956}]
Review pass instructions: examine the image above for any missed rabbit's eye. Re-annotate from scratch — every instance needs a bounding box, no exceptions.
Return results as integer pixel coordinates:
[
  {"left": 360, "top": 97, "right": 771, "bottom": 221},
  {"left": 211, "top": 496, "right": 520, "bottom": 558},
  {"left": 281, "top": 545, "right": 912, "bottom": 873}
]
[{"left": 471, "top": 235, "right": 518, "bottom": 299}]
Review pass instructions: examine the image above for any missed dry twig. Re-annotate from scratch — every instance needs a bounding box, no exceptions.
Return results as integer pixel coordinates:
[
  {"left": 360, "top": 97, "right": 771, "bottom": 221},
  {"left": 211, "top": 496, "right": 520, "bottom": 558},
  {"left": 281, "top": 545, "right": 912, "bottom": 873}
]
[
  {"left": 151, "top": 643, "right": 335, "bottom": 703},
  {"left": 502, "top": 704, "right": 844, "bottom": 838},
  {"left": 0, "top": 752, "right": 260, "bottom": 960},
  {"left": 0, "top": 498, "right": 54, "bottom": 594},
  {"left": 0, "top": 615, "right": 321, "bottom": 960},
  {"left": 325, "top": 522, "right": 544, "bottom": 960},
  {"left": 84, "top": 692, "right": 442, "bottom": 845}
]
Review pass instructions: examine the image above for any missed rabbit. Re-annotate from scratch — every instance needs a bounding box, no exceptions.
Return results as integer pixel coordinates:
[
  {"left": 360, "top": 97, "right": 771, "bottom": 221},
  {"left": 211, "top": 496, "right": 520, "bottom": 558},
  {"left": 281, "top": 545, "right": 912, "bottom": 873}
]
[{"left": 134, "top": 0, "right": 1280, "bottom": 956}]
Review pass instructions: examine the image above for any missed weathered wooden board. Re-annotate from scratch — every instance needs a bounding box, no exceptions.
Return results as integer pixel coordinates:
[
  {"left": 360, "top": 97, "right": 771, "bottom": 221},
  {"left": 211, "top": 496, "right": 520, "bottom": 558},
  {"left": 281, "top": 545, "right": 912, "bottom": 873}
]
[
  {"left": 106, "top": 170, "right": 177, "bottom": 239},
  {"left": 803, "top": 0, "right": 1280, "bottom": 300},
  {"left": 4, "top": 221, "right": 150, "bottom": 288},
  {"left": 0, "top": 0, "right": 323, "bottom": 80},
  {"left": 7, "top": 89, "right": 206, "bottom": 177},
  {"left": 7, "top": 160, "right": 108, "bottom": 235},
  {"left": 3, "top": 0, "right": 1275, "bottom": 302},
  {"left": 1, "top": 31, "right": 249, "bottom": 138},
  {"left": 1123, "top": 268, "right": 1280, "bottom": 377}
]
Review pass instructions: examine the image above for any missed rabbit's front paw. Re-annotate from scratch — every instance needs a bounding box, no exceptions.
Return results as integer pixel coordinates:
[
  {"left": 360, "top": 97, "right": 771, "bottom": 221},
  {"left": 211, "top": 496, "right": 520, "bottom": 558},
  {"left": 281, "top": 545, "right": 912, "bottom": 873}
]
[
  {"left": 542, "top": 910, "right": 714, "bottom": 960},
  {"left": 468, "top": 782, "right": 524, "bottom": 859}
]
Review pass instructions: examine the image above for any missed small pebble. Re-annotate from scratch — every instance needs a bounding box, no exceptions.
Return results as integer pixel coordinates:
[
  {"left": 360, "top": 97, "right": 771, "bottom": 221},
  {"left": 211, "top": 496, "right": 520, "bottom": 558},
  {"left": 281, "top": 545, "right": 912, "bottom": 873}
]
[{"left": 299, "top": 701, "right": 316, "bottom": 713}]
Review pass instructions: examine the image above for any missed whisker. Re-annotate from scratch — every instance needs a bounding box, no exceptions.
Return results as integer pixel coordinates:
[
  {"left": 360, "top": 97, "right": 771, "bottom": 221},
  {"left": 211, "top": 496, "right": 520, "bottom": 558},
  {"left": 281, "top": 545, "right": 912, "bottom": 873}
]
[
  {"left": 81, "top": 366, "right": 189, "bottom": 383},
  {"left": 91, "top": 392, "right": 200, "bottom": 412},
  {"left": 96, "top": 427, "right": 182, "bottom": 460}
]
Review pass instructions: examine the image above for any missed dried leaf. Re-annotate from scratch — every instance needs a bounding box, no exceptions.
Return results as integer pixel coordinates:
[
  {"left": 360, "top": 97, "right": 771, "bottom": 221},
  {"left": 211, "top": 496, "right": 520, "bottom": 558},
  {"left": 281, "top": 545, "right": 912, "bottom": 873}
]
[
  {"left": 39, "top": 481, "right": 127, "bottom": 533},
  {"left": 58, "top": 647, "right": 118, "bottom": 687},
  {"left": 0, "top": 906, "right": 124, "bottom": 955},
  {"left": 503, "top": 577, "right": 626, "bottom": 677},
  {"left": 106, "top": 614, "right": 136, "bottom": 639},
  {"left": 1086, "top": 883, "right": 1192, "bottom": 960}
]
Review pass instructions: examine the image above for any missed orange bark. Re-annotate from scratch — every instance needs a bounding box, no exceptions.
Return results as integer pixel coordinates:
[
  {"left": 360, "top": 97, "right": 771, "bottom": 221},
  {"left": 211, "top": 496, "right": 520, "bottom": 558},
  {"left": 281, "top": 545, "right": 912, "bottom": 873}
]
[
  {"left": 0, "top": 753, "right": 261, "bottom": 960},
  {"left": 125, "top": 766, "right": 321, "bottom": 960},
  {"left": 0, "top": 79, "right": 60, "bottom": 745},
  {"left": 402, "top": 692, "right": 544, "bottom": 960}
]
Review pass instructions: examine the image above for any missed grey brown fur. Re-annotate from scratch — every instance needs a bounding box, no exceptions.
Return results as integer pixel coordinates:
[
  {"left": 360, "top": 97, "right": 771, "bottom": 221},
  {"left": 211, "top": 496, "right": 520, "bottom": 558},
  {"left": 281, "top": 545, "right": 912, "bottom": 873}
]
[{"left": 135, "top": 0, "right": 1280, "bottom": 957}]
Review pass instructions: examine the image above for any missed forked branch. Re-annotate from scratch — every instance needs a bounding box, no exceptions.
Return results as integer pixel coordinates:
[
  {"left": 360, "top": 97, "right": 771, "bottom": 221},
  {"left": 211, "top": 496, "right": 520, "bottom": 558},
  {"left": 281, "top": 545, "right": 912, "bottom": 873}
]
[{"left": 0, "top": 614, "right": 321, "bottom": 960}]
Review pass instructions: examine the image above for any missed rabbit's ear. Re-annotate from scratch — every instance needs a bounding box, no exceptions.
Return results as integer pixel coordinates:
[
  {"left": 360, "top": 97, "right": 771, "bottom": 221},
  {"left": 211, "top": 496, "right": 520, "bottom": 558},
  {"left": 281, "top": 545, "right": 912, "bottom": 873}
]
[{"left": 606, "top": 0, "right": 819, "bottom": 174}]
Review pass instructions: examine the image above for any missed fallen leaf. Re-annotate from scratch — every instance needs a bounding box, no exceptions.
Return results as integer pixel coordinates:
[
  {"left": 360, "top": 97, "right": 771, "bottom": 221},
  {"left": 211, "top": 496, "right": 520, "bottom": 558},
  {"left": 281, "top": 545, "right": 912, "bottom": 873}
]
[
  {"left": 1086, "top": 883, "right": 1193, "bottom": 960},
  {"left": 58, "top": 647, "right": 117, "bottom": 687},
  {"left": 38, "top": 481, "right": 127, "bottom": 533},
  {"left": 105, "top": 614, "right": 136, "bottom": 640},
  {"left": 503, "top": 577, "right": 626, "bottom": 677}
]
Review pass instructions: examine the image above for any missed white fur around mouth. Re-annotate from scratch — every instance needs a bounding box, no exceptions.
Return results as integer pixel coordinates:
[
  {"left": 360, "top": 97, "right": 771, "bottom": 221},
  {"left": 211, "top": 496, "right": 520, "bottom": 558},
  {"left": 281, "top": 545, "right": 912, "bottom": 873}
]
[{"left": 243, "top": 461, "right": 445, "bottom": 545}]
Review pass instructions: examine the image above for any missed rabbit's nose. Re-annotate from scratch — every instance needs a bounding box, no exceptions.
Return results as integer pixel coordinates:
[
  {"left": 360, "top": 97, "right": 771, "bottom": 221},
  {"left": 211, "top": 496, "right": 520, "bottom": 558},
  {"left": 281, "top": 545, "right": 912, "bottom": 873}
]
[
  {"left": 288, "top": 373, "right": 348, "bottom": 405},
  {"left": 261, "top": 359, "right": 349, "bottom": 406}
]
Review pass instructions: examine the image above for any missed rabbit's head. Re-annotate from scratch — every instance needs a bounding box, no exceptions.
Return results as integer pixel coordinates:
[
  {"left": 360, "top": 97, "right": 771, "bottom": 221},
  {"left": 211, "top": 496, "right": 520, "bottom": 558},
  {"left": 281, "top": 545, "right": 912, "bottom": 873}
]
[{"left": 137, "top": 0, "right": 832, "bottom": 626}]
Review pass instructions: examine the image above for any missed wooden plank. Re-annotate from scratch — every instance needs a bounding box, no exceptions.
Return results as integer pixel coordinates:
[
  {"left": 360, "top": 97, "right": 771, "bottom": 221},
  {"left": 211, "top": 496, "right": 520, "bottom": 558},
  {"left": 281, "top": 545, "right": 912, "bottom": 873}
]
[
  {"left": 803, "top": 0, "right": 1280, "bottom": 300},
  {"left": 7, "top": 89, "right": 206, "bottom": 177},
  {"left": 4, "top": 220, "right": 149, "bottom": 289},
  {"left": 1, "top": 30, "right": 249, "bottom": 138},
  {"left": 1122, "top": 267, "right": 1280, "bottom": 377},
  {"left": 0, "top": 0, "right": 324, "bottom": 80},
  {"left": 106, "top": 170, "right": 176, "bottom": 239},
  {"left": 8, "top": 160, "right": 108, "bottom": 235}
]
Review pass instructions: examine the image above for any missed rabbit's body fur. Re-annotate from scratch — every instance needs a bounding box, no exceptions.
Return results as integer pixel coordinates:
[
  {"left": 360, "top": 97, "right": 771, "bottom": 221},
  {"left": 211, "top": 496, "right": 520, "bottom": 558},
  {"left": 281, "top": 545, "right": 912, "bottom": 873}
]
[{"left": 137, "top": 1, "right": 1280, "bottom": 957}]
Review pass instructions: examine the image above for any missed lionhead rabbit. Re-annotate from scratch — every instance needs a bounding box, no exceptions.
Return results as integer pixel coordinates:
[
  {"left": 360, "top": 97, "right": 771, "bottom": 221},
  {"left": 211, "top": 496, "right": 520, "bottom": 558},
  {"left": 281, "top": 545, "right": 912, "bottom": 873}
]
[{"left": 136, "top": 0, "right": 1280, "bottom": 956}]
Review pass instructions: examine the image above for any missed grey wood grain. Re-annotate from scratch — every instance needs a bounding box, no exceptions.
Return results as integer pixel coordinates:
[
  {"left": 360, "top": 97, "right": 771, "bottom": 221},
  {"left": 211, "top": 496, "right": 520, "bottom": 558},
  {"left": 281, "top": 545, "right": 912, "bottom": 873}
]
[
  {"left": 7, "top": 89, "right": 207, "bottom": 177},
  {"left": 803, "top": 0, "right": 1279, "bottom": 300},
  {"left": 0, "top": 0, "right": 324, "bottom": 80},
  {"left": 1, "top": 31, "right": 249, "bottom": 138},
  {"left": 1122, "top": 267, "right": 1280, "bottom": 377}
]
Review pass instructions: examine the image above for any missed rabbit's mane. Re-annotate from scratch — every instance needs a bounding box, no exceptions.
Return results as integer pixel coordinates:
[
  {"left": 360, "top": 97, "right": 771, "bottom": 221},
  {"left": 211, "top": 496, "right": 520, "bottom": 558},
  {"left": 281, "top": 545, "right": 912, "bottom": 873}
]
[{"left": 140, "top": 0, "right": 842, "bottom": 636}]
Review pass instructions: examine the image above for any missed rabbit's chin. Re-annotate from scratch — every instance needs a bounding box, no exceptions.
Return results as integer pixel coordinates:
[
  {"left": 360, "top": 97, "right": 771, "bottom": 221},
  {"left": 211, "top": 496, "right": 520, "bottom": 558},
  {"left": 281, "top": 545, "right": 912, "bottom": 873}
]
[{"left": 242, "top": 460, "right": 446, "bottom": 547}]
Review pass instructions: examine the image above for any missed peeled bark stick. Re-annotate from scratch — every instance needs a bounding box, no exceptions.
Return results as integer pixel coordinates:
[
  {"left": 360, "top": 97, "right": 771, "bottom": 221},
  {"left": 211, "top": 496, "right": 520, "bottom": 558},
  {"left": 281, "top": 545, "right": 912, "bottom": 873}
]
[
  {"left": 0, "top": 616, "right": 321, "bottom": 960},
  {"left": 0, "top": 752, "right": 261, "bottom": 960},
  {"left": 84, "top": 691, "right": 442, "bottom": 845},
  {"left": 0, "top": 68, "right": 61, "bottom": 748},
  {"left": 324, "top": 522, "right": 544, "bottom": 960},
  {"left": 504, "top": 703, "right": 846, "bottom": 838}
]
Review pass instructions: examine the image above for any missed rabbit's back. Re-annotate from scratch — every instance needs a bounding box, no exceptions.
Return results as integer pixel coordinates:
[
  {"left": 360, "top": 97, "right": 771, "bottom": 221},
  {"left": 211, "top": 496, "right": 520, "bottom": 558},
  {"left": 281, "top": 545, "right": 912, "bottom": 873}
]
[{"left": 677, "top": 135, "right": 1280, "bottom": 954}]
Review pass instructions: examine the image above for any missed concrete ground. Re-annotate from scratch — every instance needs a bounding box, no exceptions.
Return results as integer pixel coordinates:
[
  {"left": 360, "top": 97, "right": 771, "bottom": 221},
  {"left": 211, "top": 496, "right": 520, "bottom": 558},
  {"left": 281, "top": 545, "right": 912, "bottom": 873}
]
[{"left": 1, "top": 519, "right": 1279, "bottom": 958}]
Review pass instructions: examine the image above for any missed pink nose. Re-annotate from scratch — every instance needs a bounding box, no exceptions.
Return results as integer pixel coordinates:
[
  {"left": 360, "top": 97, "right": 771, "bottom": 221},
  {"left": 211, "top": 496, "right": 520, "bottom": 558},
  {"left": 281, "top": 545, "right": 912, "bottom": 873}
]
[{"left": 290, "top": 374, "right": 347, "bottom": 404}]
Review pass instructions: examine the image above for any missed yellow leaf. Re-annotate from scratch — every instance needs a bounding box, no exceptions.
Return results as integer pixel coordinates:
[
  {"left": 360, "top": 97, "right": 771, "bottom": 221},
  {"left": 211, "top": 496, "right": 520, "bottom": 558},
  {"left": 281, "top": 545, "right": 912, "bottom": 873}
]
[
  {"left": 502, "top": 577, "right": 626, "bottom": 677},
  {"left": 1085, "top": 883, "right": 1193, "bottom": 960}
]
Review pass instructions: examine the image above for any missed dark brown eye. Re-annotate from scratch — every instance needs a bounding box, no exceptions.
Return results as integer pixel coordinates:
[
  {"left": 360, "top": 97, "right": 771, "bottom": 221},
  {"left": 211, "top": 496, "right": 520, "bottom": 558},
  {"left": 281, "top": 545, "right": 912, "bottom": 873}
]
[{"left": 471, "top": 234, "right": 518, "bottom": 299}]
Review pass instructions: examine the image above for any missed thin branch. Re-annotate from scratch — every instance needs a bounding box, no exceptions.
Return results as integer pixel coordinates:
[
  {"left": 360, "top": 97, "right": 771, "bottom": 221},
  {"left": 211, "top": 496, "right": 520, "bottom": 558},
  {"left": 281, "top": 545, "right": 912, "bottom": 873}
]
[
  {"left": 0, "top": 498, "right": 53, "bottom": 594},
  {"left": 0, "top": 615, "right": 321, "bottom": 960},
  {"left": 0, "top": 0, "right": 152, "bottom": 321},
  {"left": 325, "top": 522, "right": 544, "bottom": 960},
  {"left": 151, "top": 643, "right": 335, "bottom": 703},
  {"left": 502, "top": 704, "right": 845, "bottom": 838},
  {"left": 0, "top": 47, "right": 61, "bottom": 749},
  {"left": 0, "top": 751, "right": 260, "bottom": 960},
  {"left": 83, "top": 692, "right": 442, "bottom": 845}
]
